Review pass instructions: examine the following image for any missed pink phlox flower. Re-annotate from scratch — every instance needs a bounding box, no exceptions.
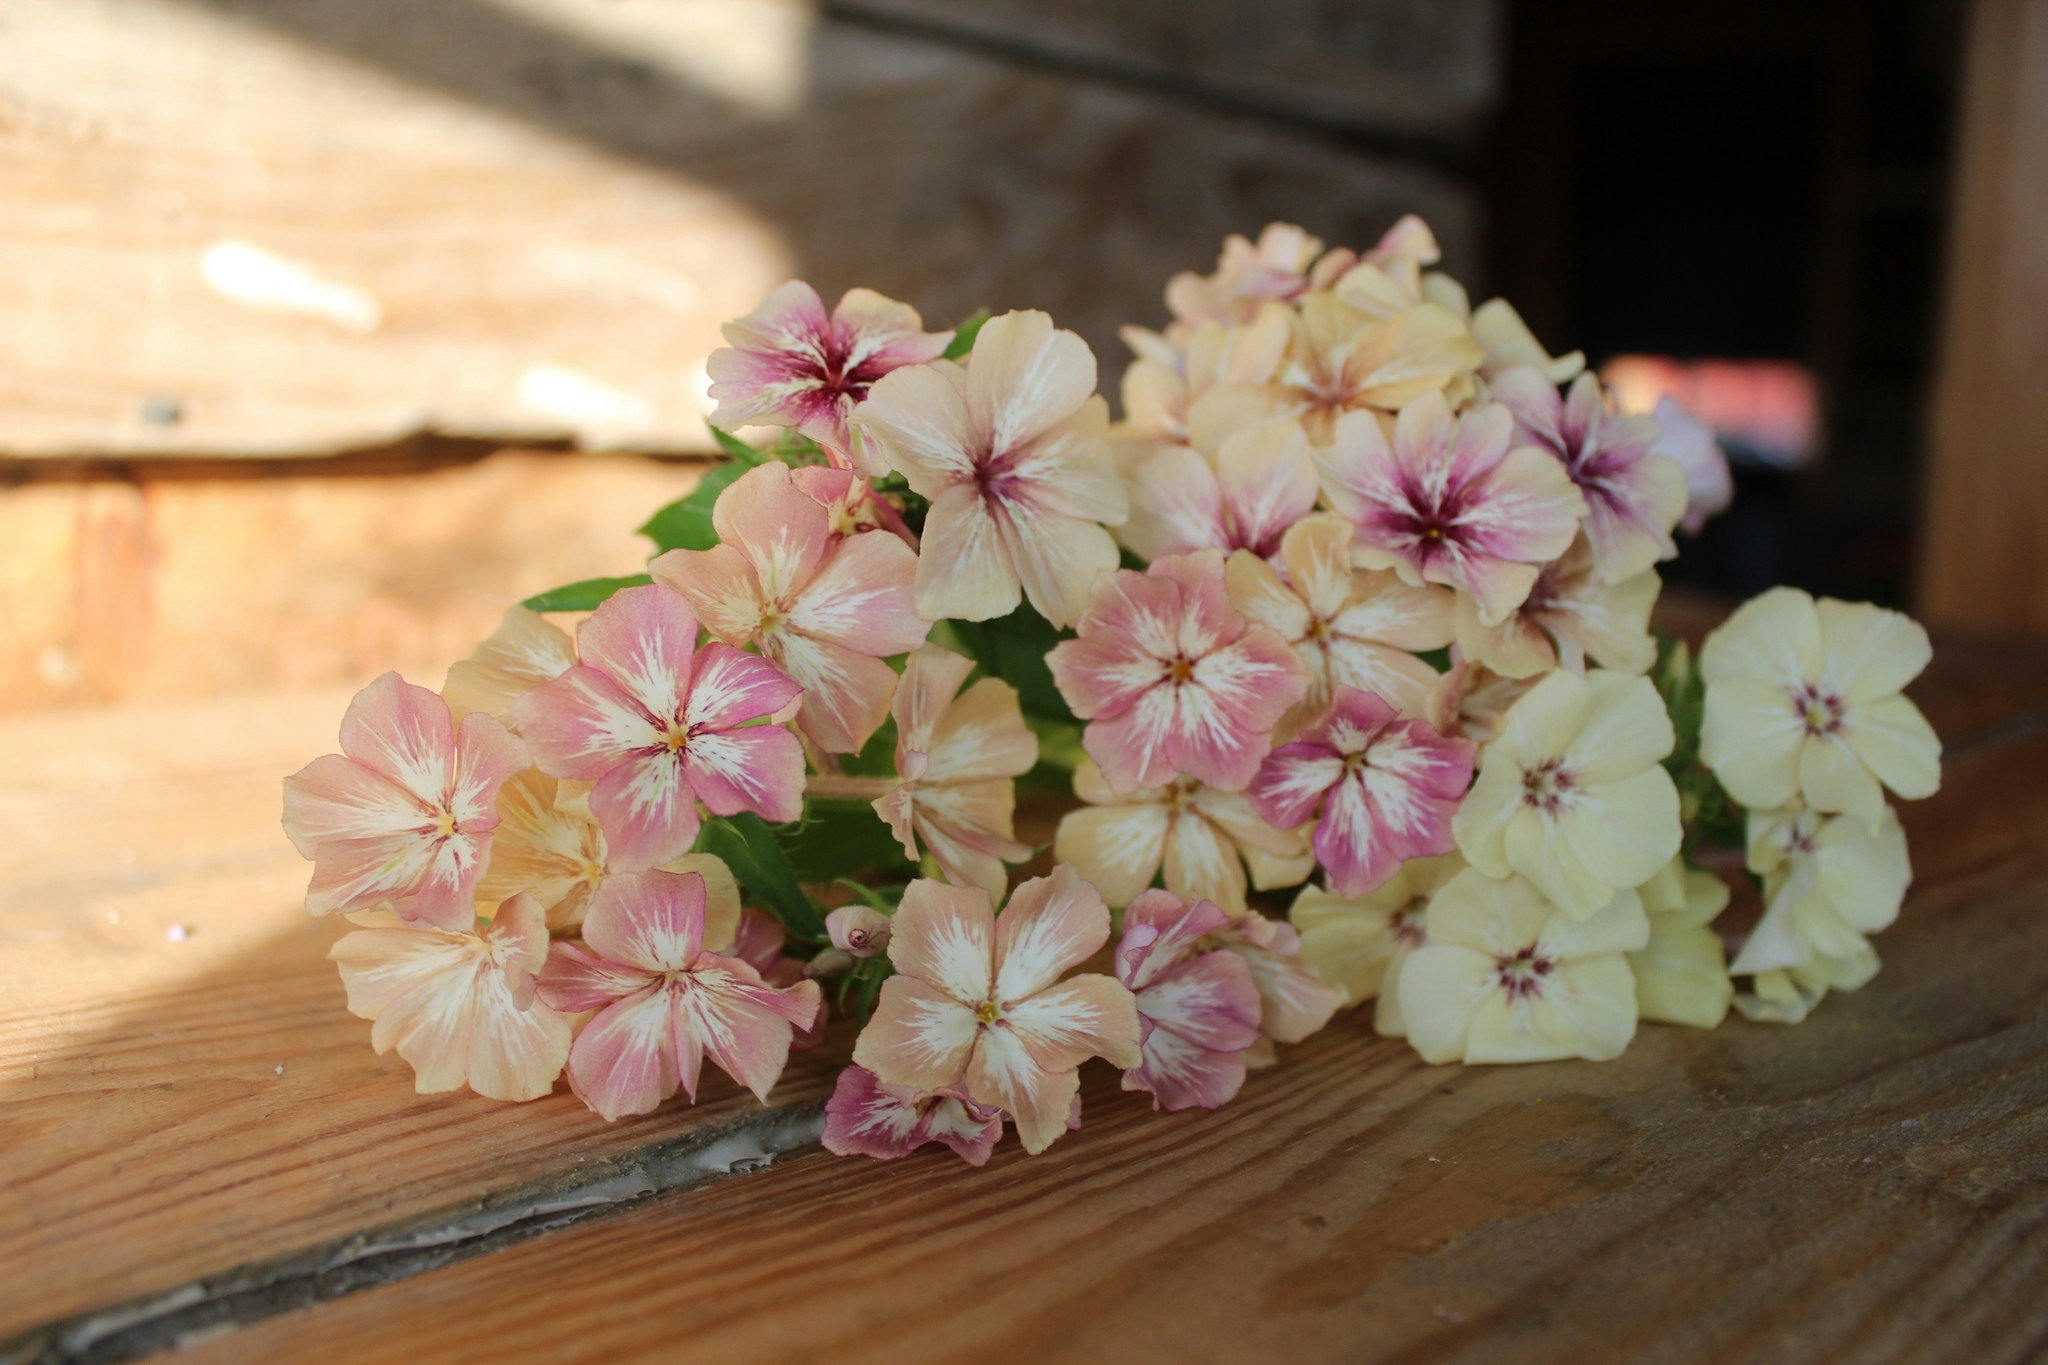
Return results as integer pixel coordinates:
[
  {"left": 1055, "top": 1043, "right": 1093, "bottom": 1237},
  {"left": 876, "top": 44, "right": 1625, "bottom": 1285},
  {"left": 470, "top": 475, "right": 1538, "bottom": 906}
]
[
  {"left": 1492, "top": 367, "right": 1689, "bottom": 583},
  {"left": 730, "top": 905, "right": 828, "bottom": 1051},
  {"left": 1048, "top": 551, "right": 1310, "bottom": 795},
  {"left": 537, "top": 870, "right": 823, "bottom": 1121},
  {"left": 706, "top": 280, "right": 952, "bottom": 462},
  {"left": 1210, "top": 909, "right": 1347, "bottom": 1047},
  {"left": 1249, "top": 685, "right": 1476, "bottom": 897},
  {"left": 1114, "top": 890, "right": 1264, "bottom": 1111},
  {"left": 652, "top": 460, "right": 927, "bottom": 754},
  {"left": 509, "top": 584, "right": 805, "bottom": 873},
  {"left": 1648, "top": 395, "right": 1734, "bottom": 535},
  {"left": 821, "top": 1065, "right": 1005, "bottom": 1166},
  {"left": 284, "top": 671, "right": 529, "bottom": 930},
  {"left": 1316, "top": 392, "right": 1586, "bottom": 627},
  {"left": 789, "top": 464, "right": 918, "bottom": 547}
]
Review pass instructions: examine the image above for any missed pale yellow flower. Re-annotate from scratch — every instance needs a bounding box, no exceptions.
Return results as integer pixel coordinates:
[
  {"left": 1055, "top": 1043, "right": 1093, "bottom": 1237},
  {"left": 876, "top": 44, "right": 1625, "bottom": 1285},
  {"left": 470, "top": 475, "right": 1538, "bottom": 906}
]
[
  {"left": 1700, "top": 588, "right": 1940, "bottom": 831},
  {"left": 1289, "top": 853, "right": 1465, "bottom": 1036},
  {"left": 1729, "top": 804, "right": 1909, "bottom": 978},
  {"left": 1627, "top": 856, "right": 1732, "bottom": 1029},
  {"left": 1400, "top": 870, "right": 1648, "bottom": 1064},
  {"left": 441, "top": 606, "right": 575, "bottom": 727},
  {"left": 1116, "top": 303, "right": 1291, "bottom": 448},
  {"left": 1734, "top": 941, "right": 1879, "bottom": 1025},
  {"left": 1418, "top": 273, "right": 1586, "bottom": 384},
  {"left": 1452, "top": 670, "right": 1681, "bottom": 919}
]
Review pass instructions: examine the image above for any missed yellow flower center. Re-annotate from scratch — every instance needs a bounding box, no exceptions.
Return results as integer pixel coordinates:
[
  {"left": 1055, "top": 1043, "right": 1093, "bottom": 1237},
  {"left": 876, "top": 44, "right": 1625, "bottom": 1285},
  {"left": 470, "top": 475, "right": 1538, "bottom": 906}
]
[
  {"left": 662, "top": 727, "right": 690, "bottom": 754},
  {"left": 973, "top": 999, "right": 1003, "bottom": 1025},
  {"left": 432, "top": 810, "right": 458, "bottom": 838},
  {"left": 1168, "top": 657, "right": 1195, "bottom": 684},
  {"left": 1789, "top": 682, "right": 1845, "bottom": 736}
]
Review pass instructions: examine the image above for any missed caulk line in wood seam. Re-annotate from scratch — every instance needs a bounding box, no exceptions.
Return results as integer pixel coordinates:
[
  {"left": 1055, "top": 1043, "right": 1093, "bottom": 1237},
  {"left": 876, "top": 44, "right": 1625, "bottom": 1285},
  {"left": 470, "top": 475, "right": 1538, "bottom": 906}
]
[{"left": 0, "top": 1106, "right": 827, "bottom": 1365}]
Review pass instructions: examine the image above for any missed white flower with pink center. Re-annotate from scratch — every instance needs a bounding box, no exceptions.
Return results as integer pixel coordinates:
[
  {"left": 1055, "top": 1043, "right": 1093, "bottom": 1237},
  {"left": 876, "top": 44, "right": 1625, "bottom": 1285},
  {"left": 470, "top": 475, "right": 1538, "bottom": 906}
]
[
  {"left": 537, "top": 869, "right": 823, "bottom": 1120},
  {"left": 509, "top": 584, "right": 804, "bottom": 872},
  {"left": 1048, "top": 551, "right": 1309, "bottom": 795},
  {"left": 283, "top": 671, "right": 529, "bottom": 930},
  {"left": 1316, "top": 392, "right": 1585, "bottom": 628},
  {"left": 1249, "top": 687, "right": 1475, "bottom": 898},
  {"left": 652, "top": 460, "right": 927, "bottom": 754},
  {"left": 1492, "top": 367, "right": 1689, "bottom": 584},
  {"left": 1114, "top": 891, "right": 1264, "bottom": 1112},
  {"left": 706, "top": 280, "right": 952, "bottom": 461}
]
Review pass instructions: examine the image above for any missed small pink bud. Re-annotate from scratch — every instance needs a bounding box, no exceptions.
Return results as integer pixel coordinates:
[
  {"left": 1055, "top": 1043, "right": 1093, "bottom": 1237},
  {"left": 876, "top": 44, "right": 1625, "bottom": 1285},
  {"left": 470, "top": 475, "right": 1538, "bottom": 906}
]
[{"left": 826, "top": 905, "right": 892, "bottom": 958}]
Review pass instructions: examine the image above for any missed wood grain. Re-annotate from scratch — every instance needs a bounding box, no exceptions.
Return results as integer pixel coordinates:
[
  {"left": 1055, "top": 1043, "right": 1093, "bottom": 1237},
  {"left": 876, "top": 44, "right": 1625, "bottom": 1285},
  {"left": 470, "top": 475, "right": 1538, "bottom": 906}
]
[
  {"left": 1919, "top": 0, "right": 2048, "bottom": 630},
  {"left": 0, "top": 0, "right": 1476, "bottom": 458}
]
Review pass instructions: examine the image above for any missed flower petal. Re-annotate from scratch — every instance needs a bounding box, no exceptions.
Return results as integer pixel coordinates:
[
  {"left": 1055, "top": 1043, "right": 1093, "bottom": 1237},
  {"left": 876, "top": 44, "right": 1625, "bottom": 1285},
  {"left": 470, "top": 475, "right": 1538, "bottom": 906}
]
[
  {"left": 993, "top": 865, "right": 1112, "bottom": 1001},
  {"left": 564, "top": 986, "right": 678, "bottom": 1121},
  {"left": 888, "top": 878, "right": 997, "bottom": 1002},
  {"left": 853, "top": 975, "right": 981, "bottom": 1090},
  {"left": 583, "top": 868, "right": 706, "bottom": 973}
]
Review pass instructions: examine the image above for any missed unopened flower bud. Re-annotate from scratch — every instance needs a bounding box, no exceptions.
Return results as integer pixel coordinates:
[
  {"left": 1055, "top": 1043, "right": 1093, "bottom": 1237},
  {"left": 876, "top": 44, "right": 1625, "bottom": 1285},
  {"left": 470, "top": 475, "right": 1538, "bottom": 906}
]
[{"left": 826, "top": 905, "right": 892, "bottom": 958}]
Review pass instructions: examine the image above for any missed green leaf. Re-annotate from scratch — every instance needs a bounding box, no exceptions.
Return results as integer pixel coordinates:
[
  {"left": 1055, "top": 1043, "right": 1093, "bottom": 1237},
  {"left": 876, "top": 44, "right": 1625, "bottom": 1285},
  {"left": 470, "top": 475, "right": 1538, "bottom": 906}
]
[
  {"left": 708, "top": 426, "right": 771, "bottom": 466},
  {"left": 699, "top": 814, "right": 826, "bottom": 942},
  {"left": 520, "top": 574, "right": 652, "bottom": 612},
  {"left": 941, "top": 603, "right": 1076, "bottom": 724},
  {"left": 941, "top": 309, "right": 990, "bottom": 361},
  {"left": 779, "top": 799, "right": 915, "bottom": 883},
  {"left": 637, "top": 460, "right": 750, "bottom": 553}
]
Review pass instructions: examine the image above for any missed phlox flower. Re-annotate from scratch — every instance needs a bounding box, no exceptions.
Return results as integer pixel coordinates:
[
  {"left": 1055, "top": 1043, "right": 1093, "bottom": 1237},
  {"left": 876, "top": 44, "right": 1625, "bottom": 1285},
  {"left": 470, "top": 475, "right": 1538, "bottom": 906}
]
[
  {"left": 1114, "top": 891, "right": 1264, "bottom": 1111},
  {"left": 1699, "top": 588, "right": 1940, "bottom": 831},
  {"left": 851, "top": 309, "right": 1127, "bottom": 629},
  {"left": 537, "top": 870, "right": 823, "bottom": 1120},
  {"left": 1117, "top": 303, "right": 1291, "bottom": 448},
  {"left": 867, "top": 644, "right": 1037, "bottom": 900},
  {"left": 1451, "top": 534, "right": 1660, "bottom": 680},
  {"left": 1493, "top": 367, "right": 1688, "bottom": 583},
  {"left": 1118, "top": 416, "right": 1320, "bottom": 565},
  {"left": 284, "top": 672, "right": 528, "bottom": 930},
  {"left": 706, "top": 280, "right": 951, "bottom": 460},
  {"left": 789, "top": 465, "right": 917, "bottom": 546},
  {"left": 1289, "top": 853, "right": 1465, "bottom": 1037},
  {"left": 1648, "top": 396, "right": 1733, "bottom": 535},
  {"left": 822, "top": 1065, "right": 1004, "bottom": 1166},
  {"left": 826, "top": 905, "right": 892, "bottom": 958},
  {"left": 852, "top": 868, "right": 1140, "bottom": 1154},
  {"left": 1249, "top": 687, "right": 1475, "bottom": 898},
  {"left": 1048, "top": 551, "right": 1309, "bottom": 794},
  {"left": 652, "top": 460, "right": 927, "bottom": 754},
  {"left": 1730, "top": 804, "right": 1910, "bottom": 980},
  {"left": 1400, "top": 870, "right": 1649, "bottom": 1065},
  {"left": 1425, "top": 658, "right": 1539, "bottom": 744},
  {"left": 1734, "top": 943, "right": 1879, "bottom": 1025},
  {"left": 1210, "top": 909, "right": 1345, "bottom": 1049},
  {"left": 731, "top": 906, "right": 827, "bottom": 1051},
  {"left": 510, "top": 584, "right": 804, "bottom": 872},
  {"left": 1164, "top": 222, "right": 1356, "bottom": 327},
  {"left": 1055, "top": 758, "right": 1312, "bottom": 913},
  {"left": 1225, "top": 510, "right": 1454, "bottom": 723},
  {"left": 479, "top": 767, "right": 744, "bottom": 939},
  {"left": 1419, "top": 273, "right": 1586, "bottom": 384},
  {"left": 1452, "top": 669, "right": 1681, "bottom": 919},
  {"left": 329, "top": 892, "right": 570, "bottom": 1101},
  {"left": 441, "top": 606, "right": 575, "bottom": 727},
  {"left": 1627, "top": 856, "right": 1733, "bottom": 1030},
  {"left": 1316, "top": 393, "right": 1585, "bottom": 627}
]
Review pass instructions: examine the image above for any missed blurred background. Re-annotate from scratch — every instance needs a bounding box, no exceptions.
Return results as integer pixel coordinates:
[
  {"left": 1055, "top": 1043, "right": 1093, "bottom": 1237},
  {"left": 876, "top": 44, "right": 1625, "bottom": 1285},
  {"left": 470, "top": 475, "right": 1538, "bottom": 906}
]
[{"left": 2, "top": 0, "right": 2041, "bottom": 716}]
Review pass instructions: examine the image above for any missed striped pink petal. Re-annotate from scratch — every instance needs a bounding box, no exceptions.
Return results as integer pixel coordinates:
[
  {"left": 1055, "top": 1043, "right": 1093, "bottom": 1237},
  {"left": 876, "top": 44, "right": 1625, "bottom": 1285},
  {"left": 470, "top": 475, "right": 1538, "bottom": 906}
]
[{"left": 581, "top": 869, "right": 707, "bottom": 973}]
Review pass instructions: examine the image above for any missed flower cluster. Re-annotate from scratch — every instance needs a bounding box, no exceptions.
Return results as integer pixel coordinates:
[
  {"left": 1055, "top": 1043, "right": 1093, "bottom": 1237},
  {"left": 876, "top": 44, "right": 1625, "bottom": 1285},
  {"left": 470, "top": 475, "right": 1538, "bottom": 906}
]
[{"left": 286, "top": 219, "right": 1941, "bottom": 1167}]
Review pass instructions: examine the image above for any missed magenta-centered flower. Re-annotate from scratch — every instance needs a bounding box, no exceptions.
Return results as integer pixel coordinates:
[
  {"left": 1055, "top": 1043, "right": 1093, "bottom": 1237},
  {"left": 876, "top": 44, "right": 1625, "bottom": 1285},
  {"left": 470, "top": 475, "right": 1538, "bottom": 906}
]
[
  {"left": 1317, "top": 393, "right": 1584, "bottom": 627},
  {"left": 1250, "top": 686, "right": 1475, "bottom": 897},
  {"left": 1115, "top": 891, "right": 1264, "bottom": 1111},
  {"left": 510, "top": 585, "right": 803, "bottom": 872},
  {"left": 1049, "top": 551, "right": 1310, "bottom": 795},
  {"left": 284, "top": 672, "right": 528, "bottom": 929},
  {"left": 1492, "top": 367, "right": 1688, "bottom": 583},
  {"left": 537, "top": 869, "right": 823, "bottom": 1120},
  {"left": 706, "top": 281, "right": 952, "bottom": 460}
]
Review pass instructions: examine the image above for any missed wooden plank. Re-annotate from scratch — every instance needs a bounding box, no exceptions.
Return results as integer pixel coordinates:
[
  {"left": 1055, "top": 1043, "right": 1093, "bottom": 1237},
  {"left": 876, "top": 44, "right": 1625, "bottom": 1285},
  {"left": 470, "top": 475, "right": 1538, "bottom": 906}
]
[
  {"left": 182, "top": 714, "right": 2048, "bottom": 1365},
  {"left": 0, "top": 449, "right": 694, "bottom": 713},
  {"left": 0, "top": 0, "right": 1475, "bottom": 458},
  {"left": 1919, "top": 0, "right": 2048, "bottom": 630}
]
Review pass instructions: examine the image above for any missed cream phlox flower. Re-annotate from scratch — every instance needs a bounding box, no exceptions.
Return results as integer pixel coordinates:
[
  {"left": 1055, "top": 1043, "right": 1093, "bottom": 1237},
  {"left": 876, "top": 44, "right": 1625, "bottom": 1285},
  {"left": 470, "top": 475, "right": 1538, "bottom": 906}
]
[
  {"left": 1316, "top": 393, "right": 1585, "bottom": 627},
  {"left": 706, "top": 280, "right": 952, "bottom": 460},
  {"left": 510, "top": 585, "right": 805, "bottom": 872},
  {"left": 1289, "top": 853, "right": 1465, "bottom": 1037},
  {"left": 537, "top": 870, "right": 823, "bottom": 1120},
  {"left": 329, "top": 892, "right": 569, "bottom": 1101},
  {"left": 652, "top": 460, "right": 927, "bottom": 754},
  {"left": 284, "top": 671, "right": 529, "bottom": 930},
  {"left": 1451, "top": 534, "right": 1659, "bottom": 680},
  {"left": 1115, "top": 891, "right": 1264, "bottom": 1111},
  {"left": 1735, "top": 943, "right": 1880, "bottom": 1025},
  {"left": 822, "top": 1065, "right": 1004, "bottom": 1166},
  {"left": 1226, "top": 511, "right": 1453, "bottom": 723},
  {"left": 1421, "top": 273, "right": 1585, "bottom": 384},
  {"left": 1249, "top": 686, "right": 1475, "bottom": 898},
  {"left": 851, "top": 309, "right": 1127, "bottom": 628},
  {"left": 1117, "top": 303, "right": 1291, "bottom": 447},
  {"left": 1730, "top": 805, "right": 1909, "bottom": 981},
  {"left": 1055, "top": 759, "right": 1312, "bottom": 913},
  {"left": 1493, "top": 367, "right": 1688, "bottom": 583},
  {"left": 1164, "top": 222, "right": 1355, "bottom": 327},
  {"left": 442, "top": 606, "right": 575, "bottom": 727},
  {"left": 1048, "top": 551, "right": 1309, "bottom": 794},
  {"left": 1119, "top": 416, "right": 1320, "bottom": 564},
  {"left": 852, "top": 868, "right": 1140, "bottom": 1154},
  {"left": 1700, "top": 588, "right": 1941, "bottom": 831},
  {"left": 1627, "top": 856, "right": 1733, "bottom": 1030},
  {"left": 1452, "top": 669, "right": 1681, "bottom": 919},
  {"left": 1400, "top": 870, "right": 1649, "bottom": 1064}
]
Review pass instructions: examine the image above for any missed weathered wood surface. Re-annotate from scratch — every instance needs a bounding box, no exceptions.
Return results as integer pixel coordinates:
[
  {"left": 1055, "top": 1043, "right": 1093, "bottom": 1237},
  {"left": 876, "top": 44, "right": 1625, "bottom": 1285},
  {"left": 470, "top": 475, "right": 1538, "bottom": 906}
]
[
  {"left": 1, "top": 625, "right": 2045, "bottom": 1361},
  {"left": 0, "top": 0, "right": 1477, "bottom": 458}
]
